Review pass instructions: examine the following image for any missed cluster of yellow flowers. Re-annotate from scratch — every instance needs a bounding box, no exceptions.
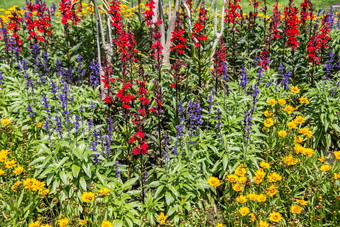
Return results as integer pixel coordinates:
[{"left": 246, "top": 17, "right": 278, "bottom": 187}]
[
  {"left": 1, "top": 118, "right": 10, "bottom": 126},
  {"left": 81, "top": 187, "right": 111, "bottom": 203}
]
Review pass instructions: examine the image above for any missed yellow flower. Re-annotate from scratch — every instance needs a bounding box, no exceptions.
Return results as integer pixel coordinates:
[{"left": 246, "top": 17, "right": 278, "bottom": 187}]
[
  {"left": 235, "top": 164, "right": 246, "bottom": 176},
  {"left": 269, "top": 212, "right": 282, "bottom": 223},
  {"left": 0, "top": 169, "right": 4, "bottom": 176},
  {"left": 247, "top": 193, "right": 258, "bottom": 201},
  {"left": 266, "top": 184, "right": 278, "bottom": 197},
  {"left": 37, "top": 122, "right": 43, "bottom": 128},
  {"left": 216, "top": 223, "right": 223, "bottom": 227},
  {"left": 1, "top": 118, "right": 10, "bottom": 126},
  {"left": 267, "top": 172, "right": 282, "bottom": 182},
  {"left": 264, "top": 110, "right": 272, "bottom": 117},
  {"left": 268, "top": 98, "right": 277, "bottom": 106},
  {"left": 11, "top": 180, "right": 22, "bottom": 192},
  {"left": 99, "top": 188, "right": 110, "bottom": 195},
  {"left": 29, "top": 221, "right": 41, "bottom": 227},
  {"left": 40, "top": 189, "right": 50, "bottom": 196},
  {"left": 232, "top": 183, "right": 243, "bottom": 192},
  {"left": 334, "top": 173, "right": 340, "bottom": 180},
  {"left": 299, "top": 96, "right": 309, "bottom": 104},
  {"left": 290, "top": 85, "right": 300, "bottom": 94},
  {"left": 81, "top": 191, "right": 95, "bottom": 203},
  {"left": 79, "top": 220, "right": 87, "bottom": 225},
  {"left": 101, "top": 221, "right": 112, "bottom": 227},
  {"left": 287, "top": 121, "right": 297, "bottom": 129},
  {"left": 0, "top": 149, "right": 9, "bottom": 162},
  {"left": 278, "top": 130, "right": 287, "bottom": 137},
  {"left": 283, "top": 154, "right": 299, "bottom": 166},
  {"left": 158, "top": 212, "right": 168, "bottom": 225},
  {"left": 334, "top": 151, "right": 340, "bottom": 159},
  {"left": 294, "top": 136, "right": 303, "bottom": 143},
  {"left": 257, "top": 194, "right": 266, "bottom": 202},
  {"left": 253, "top": 168, "right": 266, "bottom": 185},
  {"left": 284, "top": 105, "right": 295, "bottom": 114},
  {"left": 251, "top": 213, "right": 256, "bottom": 222},
  {"left": 303, "top": 148, "right": 314, "bottom": 157},
  {"left": 290, "top": 205, "right": 302, "bottom": 214},
  {"left": 208, "top": 177, "right": 222, "bottom": 188},
  {"left": 298, "top": 128, "right": 313, "bottom": 138},
  {"left": 5, "top": 160, "right": 17, "bottom": 169},
  {"left": 227, "top": 174, "right": 238, "bottom": 183},
  {"left": 294, "top": 116, "right": 306, "bottom": 124},
  {"left": 278, "top": 99, "right": 286, "bottom": 106},
  {"left": 238, "top": 176, "right": 247, "bottom": 184},
  {"left": 258, "top": 220, "right": 269, "bottom": 227},
  {"left": 318, "top": 156, "right": 325, "bottom": 163},
  {"left": 236, "top": 195, "right": 248, "bottom": 203},
  {"left": 263, "top": 118, "right": 274, "bottom": 127},
  {"left": 13, "top": 166, "right": 24, "bottom": 175},
  {"left": 58, "top": 218, "right": 69, "bottom": 227},
  {"left": 23, "top": 178, "right": 45, "bottom": 192},
  {"left": 238, "top": 207, "right": 250, "bottom": 216},
  {"left": 296, "top": 199, "right": 308, "bottom": 206},
  {"left": 260, "top": 161, "right": 270, "bottom": 169},
  {"left": 320, "top": 165, "right": 331, "bottom": 172}
]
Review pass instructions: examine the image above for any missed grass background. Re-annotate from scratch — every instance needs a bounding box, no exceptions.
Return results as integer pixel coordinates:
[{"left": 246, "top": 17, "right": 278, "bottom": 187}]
[{"left": 0, "top": 0, "right": 339, "bottom": 14}]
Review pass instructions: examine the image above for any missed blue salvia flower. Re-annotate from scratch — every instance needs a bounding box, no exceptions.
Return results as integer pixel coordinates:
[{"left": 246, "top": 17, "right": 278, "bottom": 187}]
[
  {"left": 207, "top": 89, "right": 215, "bottom": 124},
  {"left": 222, "top": 61, "right": 228, "bottom": 81},
  {"left": 324, "top": 49, "right": 335, "bottom": 79},
  {"left": 55, "top": 115, "right": 63, "bottom": 138},
  {"left": 144, "top": 171, "right": 148, "bottom": 188},
  {"left": 188, "top": 100, "right": 195, "bottom": 143},
  {"left": 0, "top": 72, "right": 3, "bottom": 89},
  {"left": 107, "top": 117, "right": 114, "bottom": 139},
  {"left": 26, "top": 103, "right": 35, "bottom": 117},
  {"left": 216, "top": 108, "right": 222, "bottom": 138},
  {"left": 50, "top": 3, "right": 56, "bottom": 17},
  {"left": 238, "top": 66, "right": 248, "bottom": 93},
  {"left": 43, "top": 51, "right": 49, "bottom": 75},
  {"left": 77, "top": 55, "right": 83, "bottom": 85},
  {"left": 44, "top": 118, "right": 52, "bottom": 144},
  {"left": 172, "top": 101, "right": 185, "bottom": 154},
  {"left": 104, "top": 135, "right": 111, "bottom": 160},
  {"left": 279, "top": 63, "right": 290, "bottom": 90},
  {"left": 115, "top": 161, "right": 121, "bottom": 179},
  {"left": 89, "top": 62, "right": 100, "bottom": 87}
]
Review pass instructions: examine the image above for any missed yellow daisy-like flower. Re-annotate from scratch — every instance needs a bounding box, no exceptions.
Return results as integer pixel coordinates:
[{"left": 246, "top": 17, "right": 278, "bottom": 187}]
[
  {"left": 207, "top": 177, "right": 222, "bottom": 188},
  {"left": 263, "top": 118, "right": 274, "bottom": 128},
  {"left": 5, "top": 160, "right": 17, "bottom": 169},
  {"left": 269, "top": 212, "right": 282, "bottom": 223},
  {"left": 40, "top": 188, "right": 50, "bottom": 196},
  {"left": 291, "top": 205, "right": 302, "bottom": 214},
  {"left": 268, "top": 98, "right": 277, "bottom": 106},
  {"left": 29, "top": 221, "right": 41, "bottom": 227},
  {"left": 296, "top": 199, "right": 308, "bottom": 206},
  {"left": 99, "top": 188, "right": 110, "bottom": 195},
  {"left": 0, "top": 169, "right": 4, "bottom": 175},
  {"left": 334, "top": 151, "right": 340, "bottom": 160},
  {"left": 11, "top": 180, "right": 22, "bottom": 192},
  {"left": 58, "top": 218, "right": 69, "bottom": 227},
  {"left": 290, "top": 85, "right": 300, "bottom": 94},
  {"left": 79, "top": 220, "right": 87, "bottom": 225},
  {"left": 37, "top": 122, "right": 43, "bottom": 128},
  {"left": 226, "top": 174, "right": 238, "bottom": 183},
  {"left": 260, "top": 161, "right": 270, "bottom": 169},
  {"left": 232, "top": 183, "right": 243, "bottom": 192},
  {"left": 334, "top": 173, "right": 340, "bottom": 180},
  {"left": 247, "top": 193, "right": 258, "bottom": 201},
  {"left": 264, "top": 110, "right": 273, "bottom": 117},
  {"left": 158, "top": 212, "right": 168, "bottom": 225},
  {"left": 216, "top": 223, "right": 223, "bottom": 227},
  {"left": 81, "top": 191, "right": 95, "bottom": 203},
  {"left": 278, "top": 130, "right": 287, "bottom": 137},
  {"left": 101, "top": 221, "right": 113, "bottom": 227},
  {"left": 298, "top": 128, "right": 313, "bottom": 138},
  {"left": 235, "top": 164, "right": 246, "bottom": 176},
  {"left": 251, "top": 213, "right": 256, "bottom": 222},
  {"left": 294, "top": 116, "right": 306, "bottom": 124},
  {"left": 278, "top": 99, "right": 286, "bottom": 106},
  {"left": 283, "top": 154, "right": 299, "bottom": 166},
  {"left": 238, "top": 207, "right": 250, "bottom": 216},
  {"left": 236, "top": 195, "right": 248, "bottom": 203},
  {"left": 320, "top": 165, "right": 331, "bottom": 172},
  {"left": 238, "top": 176, "right": 247, "bottom": 184},
  {"left": 318, "top": 156, "right": 325, "bottom": 163},
  {"left": 257, "top": 194, "right": 267, "bottom": 202},
  {"left": 294, "top": 136, "right": 303, "bottom": 143},
  {"left": 299, "top": 96, "right": 309, "bottom": 104},
  {"left": 284, "top": 105, "right": 295, "bottom": 114},
  {"left": 266, "top": 184, "right": 278, "bottom": 197},
  {"left": 258, "top": 220, "right": 269, "bottom": 227},
  {"left": 13, "top": 166, "right": 24, "bottom": 175},
  {"left": 267, "top": 172, "right": 282, "bottom": 182},
  {"left": 1, "top": 118, "right": 10, "bottom": 126},
  {"left": 287, "top": 121, "right": 297, "bottom": 129}
]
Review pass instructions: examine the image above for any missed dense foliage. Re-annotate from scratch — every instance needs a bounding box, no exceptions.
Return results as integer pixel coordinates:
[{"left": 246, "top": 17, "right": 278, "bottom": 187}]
[{"left": 0, "top": 0, "right": 340, "bottom": 226}]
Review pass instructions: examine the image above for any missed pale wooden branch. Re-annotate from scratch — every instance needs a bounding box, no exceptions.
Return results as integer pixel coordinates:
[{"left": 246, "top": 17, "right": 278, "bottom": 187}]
[{"left": 210, "top": 0, "right": 225, "bottom": 59}]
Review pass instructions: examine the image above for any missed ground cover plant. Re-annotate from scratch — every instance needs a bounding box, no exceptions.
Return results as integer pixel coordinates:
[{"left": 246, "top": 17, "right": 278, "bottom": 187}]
[{"left": 0, "top": 0, "right": 340, "bottom": 226}]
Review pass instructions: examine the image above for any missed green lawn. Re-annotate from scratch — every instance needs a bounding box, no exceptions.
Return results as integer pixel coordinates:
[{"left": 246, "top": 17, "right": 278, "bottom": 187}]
[{"left": 0, "top": 0, "right": 339, "bottom": 14}]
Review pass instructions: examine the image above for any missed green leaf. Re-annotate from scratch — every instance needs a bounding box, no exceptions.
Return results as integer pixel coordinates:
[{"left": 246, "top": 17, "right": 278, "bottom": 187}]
[
  {"left": 72, "top": 164, "right": 81, "bottom": 178},
  {"left": 79, "top": 177, "right": 87, "bottom": 191},
  {"left": 112, "top": 220, "right": 123, "bottom": 227}
]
